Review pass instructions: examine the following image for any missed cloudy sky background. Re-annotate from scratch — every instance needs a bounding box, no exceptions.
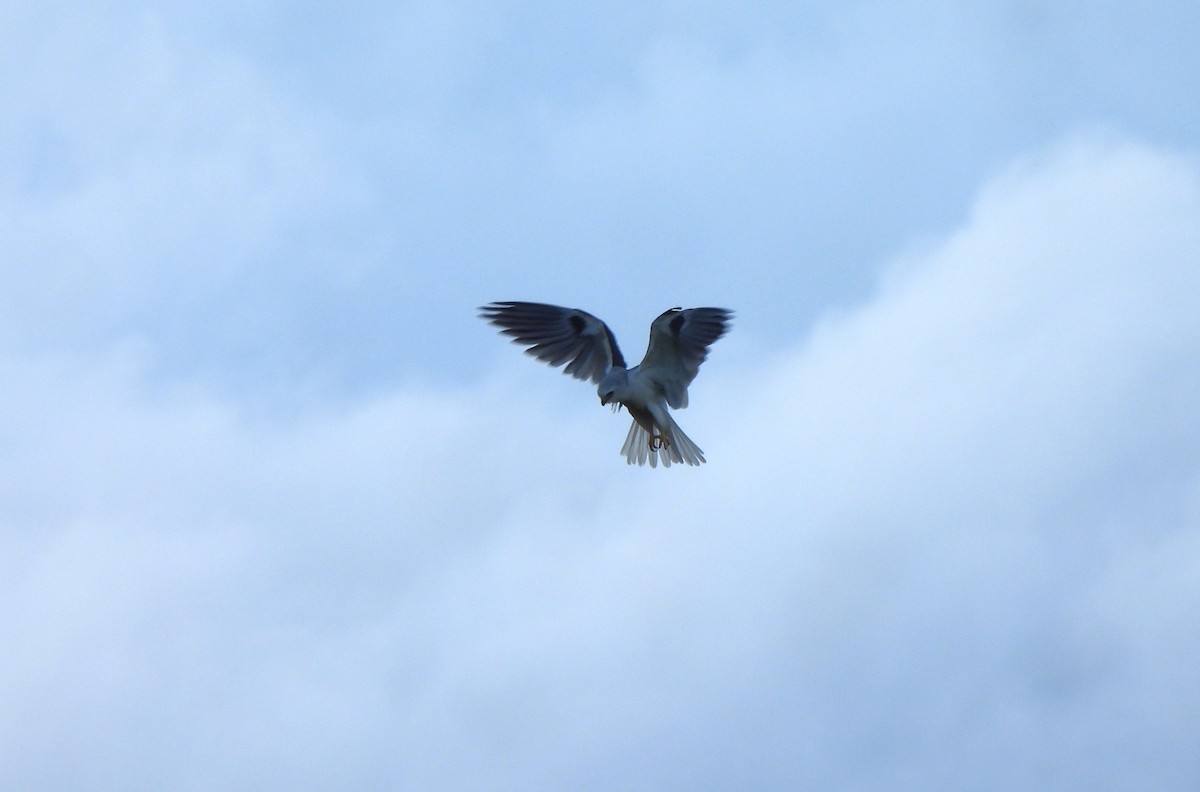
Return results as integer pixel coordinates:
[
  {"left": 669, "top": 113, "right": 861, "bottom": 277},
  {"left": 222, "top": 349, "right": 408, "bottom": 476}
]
[{"left": 2, "top": 1, "right": 1199, "bottom": 789}]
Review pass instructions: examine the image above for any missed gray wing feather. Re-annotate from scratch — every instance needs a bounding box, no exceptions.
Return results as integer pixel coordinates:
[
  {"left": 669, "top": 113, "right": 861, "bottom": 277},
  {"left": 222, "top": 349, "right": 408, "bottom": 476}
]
[
  {"left": 638, "top": 307, "right": 733, "bottom": 408},
  {"left": 479, "top": 301, "right": 625, "bottom": 384}
]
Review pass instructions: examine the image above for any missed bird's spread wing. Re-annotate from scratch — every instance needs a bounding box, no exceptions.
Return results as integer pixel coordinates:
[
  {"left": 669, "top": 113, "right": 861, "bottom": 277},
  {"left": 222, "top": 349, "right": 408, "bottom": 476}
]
[
  {"left": 637, "top": 307, "right": 732, "bottom": 408},
  {"left": 479, "top": 301, "right": 626, "bottom": 384}
]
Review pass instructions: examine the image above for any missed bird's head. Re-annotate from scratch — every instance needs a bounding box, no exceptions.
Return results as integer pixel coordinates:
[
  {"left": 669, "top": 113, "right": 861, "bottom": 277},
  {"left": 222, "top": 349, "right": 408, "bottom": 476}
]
[{"left": 597, "top": 368, "right": 628, "bottom": 409}]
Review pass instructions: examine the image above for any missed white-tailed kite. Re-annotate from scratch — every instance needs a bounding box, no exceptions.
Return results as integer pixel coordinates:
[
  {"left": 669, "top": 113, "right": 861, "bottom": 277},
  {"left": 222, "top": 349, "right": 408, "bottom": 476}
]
[{"left": 480, "top": 302, "right": 733, "bottom": 467}]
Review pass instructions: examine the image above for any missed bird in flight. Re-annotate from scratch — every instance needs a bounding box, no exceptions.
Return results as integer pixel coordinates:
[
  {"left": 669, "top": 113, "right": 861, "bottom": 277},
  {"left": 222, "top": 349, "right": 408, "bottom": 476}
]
[{"left": 479, "top": 301, "right": 733, "bottom": 467}]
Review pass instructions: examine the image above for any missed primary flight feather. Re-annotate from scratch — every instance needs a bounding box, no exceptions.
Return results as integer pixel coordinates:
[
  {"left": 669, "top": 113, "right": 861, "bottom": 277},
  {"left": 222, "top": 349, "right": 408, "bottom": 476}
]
[{"left": 479, "top": 301, "right": 733, "bottom": 467}]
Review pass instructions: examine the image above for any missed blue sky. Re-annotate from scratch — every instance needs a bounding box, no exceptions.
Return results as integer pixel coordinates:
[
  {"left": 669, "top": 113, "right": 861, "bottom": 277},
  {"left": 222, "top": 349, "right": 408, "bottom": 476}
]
[{"left": 2, "top": 1, "right": 1199, "bottom": 789}]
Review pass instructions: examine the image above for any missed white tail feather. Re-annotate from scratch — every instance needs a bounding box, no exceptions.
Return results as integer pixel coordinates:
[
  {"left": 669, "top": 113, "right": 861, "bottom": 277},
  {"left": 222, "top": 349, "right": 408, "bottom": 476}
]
[{"left": 619, "top": 413, "right": 705, "bottom": 467}]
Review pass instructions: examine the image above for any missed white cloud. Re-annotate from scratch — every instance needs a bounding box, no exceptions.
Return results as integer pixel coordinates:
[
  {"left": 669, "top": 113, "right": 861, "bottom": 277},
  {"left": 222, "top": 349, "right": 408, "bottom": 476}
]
[
  {"left": 1, "top": 136, "right": 1197, "bottom": 789},
  {"left": 0, "top": 7, "right": 364, "bottom": 359},
  {"left": 5, "top": 2, "right": 1199, "bottom": 393},
  {"left": 4, "top": 3, "right": 1200, "bottom": 788}
]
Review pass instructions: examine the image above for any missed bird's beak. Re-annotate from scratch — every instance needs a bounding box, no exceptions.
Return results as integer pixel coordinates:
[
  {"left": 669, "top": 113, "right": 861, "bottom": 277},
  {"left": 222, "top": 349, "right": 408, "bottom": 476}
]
[{"left": 599, "top": 394, "right": 610, "bottom": 406}]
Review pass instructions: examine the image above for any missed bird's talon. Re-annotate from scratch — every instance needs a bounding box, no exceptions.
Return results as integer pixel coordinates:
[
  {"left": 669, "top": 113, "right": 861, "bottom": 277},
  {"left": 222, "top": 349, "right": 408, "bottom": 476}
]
[{"left": 650, "top": 435, "right": 670, "bottom": 451}]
